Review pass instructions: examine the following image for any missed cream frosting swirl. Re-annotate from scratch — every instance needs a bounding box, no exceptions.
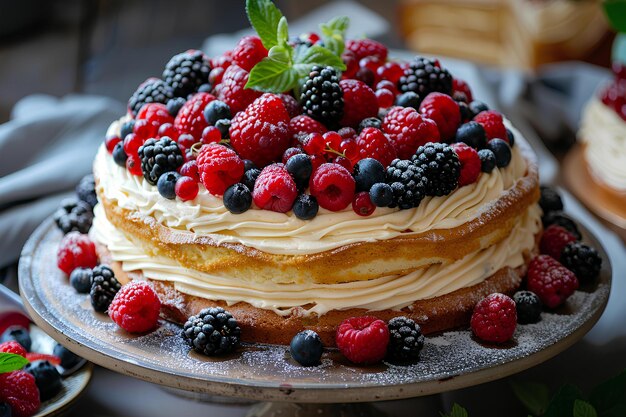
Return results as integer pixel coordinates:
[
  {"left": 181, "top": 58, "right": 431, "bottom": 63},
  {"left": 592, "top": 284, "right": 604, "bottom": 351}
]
[
  {"left": 96, "top": 118, "right": 528, "bottom": 255},
  {"left": 579, "top": 96, "right": 626, "bottom": 194}
]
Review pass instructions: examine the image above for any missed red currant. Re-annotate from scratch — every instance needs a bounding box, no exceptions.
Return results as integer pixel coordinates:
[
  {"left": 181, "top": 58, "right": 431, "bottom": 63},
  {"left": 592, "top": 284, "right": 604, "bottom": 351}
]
[
  {"left": 339, "top": 140, "right": 358, "bottom": 161},
  {"left": 158, "top": 123, "right": 179, "bottom": 140},
  {"left": 177, "top": 133, "right": 196, "bottom": 150},
  {"left": 310, "top": 154, "right": 325, "bottom": 171},
  {"left": 338, "top": 127, "right": 357, "bottom": 140},
  {"left": 201, "top": 126, "right": 221, "bottom": 145},
  {"left": 179, "top": 160, "right": 199, "bottom": 181},
  {"left": 375, "top": 80, "right": 397, "bottom": 94},
  {"left": 123, "top": 133, "right": 143, "bottom": 156},
  {"left": 105, "top": 135, "right": 121, "bottom": 153},
  {"left": 307, "top": 33, "right": 320, "bottom": 44},
  {"left": 352, "top": 192, "right": 375, "bottom": 216},
  {"left": 360, "top": 56, "right": 382, "bottom": 72},
  {"left": 126, "top": 155, "right": 143, "bottom": 176},
  {"left": 323, "top": 131, "right": 342, "bottom": 150},
  {"left": 334, "top": 156, "right": 352, "bottom": 171},
  {"left": 376, "top": 62, "right": 404, "bottom": 84},
  {"left": 342, "top": 50, "right": 358, "bottom": 79},
  {"left": 303, "top": 133, "right": 326, "bottom": 155},
  {"left": 175, "top": 176, "right": 199, "bottom": 201},
  {"left": 376, "top": 89, "right": 395, "bottom": 108}
]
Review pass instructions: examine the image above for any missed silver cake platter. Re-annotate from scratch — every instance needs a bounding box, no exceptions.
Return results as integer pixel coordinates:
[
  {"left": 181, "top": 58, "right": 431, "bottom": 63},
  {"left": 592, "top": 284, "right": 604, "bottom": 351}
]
[{"left": 18, "top": 216, "right": 610, "bottom": 413}]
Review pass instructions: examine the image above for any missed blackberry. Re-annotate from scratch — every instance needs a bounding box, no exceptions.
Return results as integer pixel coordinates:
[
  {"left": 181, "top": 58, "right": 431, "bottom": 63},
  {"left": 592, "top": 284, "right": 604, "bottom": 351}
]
[
  {"left": 182, "top": 307, "right": 241, "bottom": 356},
  {"left": 76, "top": 174, "right": 97, "bottom": 208},
  {"left": 162, "top": 50, "right": 211, "bottom": 98},
  {"left": 128, "top": 78, "right": 173, "bottom": 117},
  {"left": 386, "top": 159, "right": 427, "bottom": 209},
  {"left": 138, "top": 137, "right": 184, "bottom": 186},
  {"left": 24, "top": 360, "right": 62, "bottom": 401},
  {"left": 513, "top": 291, "right": 542, "bottom": 324},
  {"left": 387, "top": 316, "right": 425, "bottom": 362},
  {"left": 90, "top": 265, "right": 121, "bottom": 313},
  {"left": 300, "top": 66, "right": 344, "bottom": 127},
  {"left": 411, "top": 143, "right": 460, "bottom": 196},
  {"left": 397, "top": 56, "right": 453, "bottom": 99},
  {"left": 53, "top": 198, "right": 93, "bottom": 234},
  {"left": 561, "top": 242, "right": 602, "bottom": 283},
  {"left": 541, "top": 211, "right": 582, "bottom": 240},
  {"left": 539, "top": 185, "right": 563, "bottom": 214}
]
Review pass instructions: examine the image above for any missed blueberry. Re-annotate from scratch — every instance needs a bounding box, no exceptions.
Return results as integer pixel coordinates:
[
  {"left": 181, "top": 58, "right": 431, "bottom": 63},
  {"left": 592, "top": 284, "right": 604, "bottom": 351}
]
[
  {"left": 487, "top": 138, "right": 512, "bottom": 168},
  {"left": 215, "top": 119, "right": 231, "bottom": 138},
  {"left": 0, "top": 326, "right": 31, "bottom": 352},
  {"left": 478, "top": 149, "right": 496, "bottom": 173},
  {"left": 223, "top": 183, "right": 252, "bottom": 214},
  {"left": 166, "top": 97, "right": 186, "bottom": 117},
  {"left": 292, "top": 194, "right": 319, "bottom": 220},
  {"left": 369, "top": 183, "right": 393, "bottom": 207},
  {"left": 357, "top": 117, "right": 381, "bottom": 134},
  {"left": 204, "top": 100, "right": 232, "bottom": 125},
  {"left": 290, "top": 330, "right": 323, "bottom": 366},
  {"left": 70, "top": 267, "right": 93, "bottom": 294},
  {"left": 513, "top": 291, "right": 542, "bottom": 324},
  {"left": 506, "top": 128, "right": 515, "bottom": 147},
  {"left": 455, "top": 122, "right": 487, "bottom": 149},
  {"left": 469, "top": 100, "right": 489, "bottom": 116},
  {"left": 541, "top": 211, "right": 582, "bottom": 239},
  {"left": 243, "top": 159, "right": 257, "bottom": 172},
  {"left": 53, "top": 344, "right": 82, "bottom": 369},
  {"left": 0, "top": 402, "right": 10, "bottom": 417},
  {"left": 157, "top": 171, "right": 181, "bottom": 199},
  {"left": 24, "top": 360, "right": 62, "bottom": 401},
  {"left": 242, "top": 168, "right": 260, "bottom": 192},
  {"left": 197, "top": 83, "right": 212, "bottom": 93},
  {"left": 353, "top": 158, "right": 385, "bottom": 192},
  {"left": 120, "top": 120, "right": 135, "bottom": 139},
  {"left": 395, "top": 91, "right": 421, "bottom": 109},
  {"left": 285, "top": 154, "right": 313, "bottom": 190},
  {"left": 458, "top": 101, "right": 473, "bottom": 122},
  {"left": 112, "top": 142, "right": 128, "bottom": 167}
]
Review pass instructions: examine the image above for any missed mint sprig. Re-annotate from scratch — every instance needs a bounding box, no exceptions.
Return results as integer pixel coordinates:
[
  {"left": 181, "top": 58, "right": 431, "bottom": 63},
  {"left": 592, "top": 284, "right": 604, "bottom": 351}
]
[
  {"left": 320, "top": 16, "right": 350, "bottom": 57},
  {"left": 244, "top": 0, "right": 347, "bottom": 93},
  {"left": 440, "top": 403, "right": 469, "bottom": 417},
  {"left": 604, "top": 0, "right": 626, "bottom": 33},
  {"left": 0, "top": 353, "right": 28, "bottom": 374}
]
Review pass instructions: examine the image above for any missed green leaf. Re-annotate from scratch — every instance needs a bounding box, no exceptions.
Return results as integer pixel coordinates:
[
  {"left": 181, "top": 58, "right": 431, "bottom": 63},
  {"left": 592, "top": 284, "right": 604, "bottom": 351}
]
[
  {"left": 245, "top": 57, "right": 298, "bottom": 93},
  {"left": 0, "top": 353, "right": 28, "bottom": 374},
  {"left": 294, "top": 44, "right": 346, "bottom": 71},
  {"left": 320, "top": 16, "right": 349, "bottom": 56},
  {"left": 590, "top": 369, "right": 626, "bottom": 417},
  {"left": 246, "top": 0, "right": 284, "bottom": 49},
  {"left": 511, "top": 381, "right": 551, "bottom": 416},
  {"left": 276, "top": 16, "right": 289, "bottom": 47},
  {"left": 574, "top": 400, "right": 598, "bottom": 417},
  {"left": 544, "top": 384, "right": 584, "bottom": 417}
]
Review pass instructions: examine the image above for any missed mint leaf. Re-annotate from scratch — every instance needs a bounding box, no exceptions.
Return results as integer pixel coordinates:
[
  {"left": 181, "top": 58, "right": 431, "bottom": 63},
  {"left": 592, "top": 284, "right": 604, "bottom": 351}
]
[
  {"left": 320, "top": 16, "right": 349, "bottom": 56},
  {"left": 511, "top": 381, "right": 550, "bottom": 416},
  {"left": 276, "top": 16, "right": 289, "bottom": 47},
  {"left": 294, "top": 44, "right": 346, "bottom": 73},
  {"left": 574, "top": 400, "right": 598, "bottom": 417},
  {"left": 604, "top": 0, "right": 626, "bottom": 33},
  {"left": 590, "top": 369, "right": 626, "bottom": 417},
  {"left": 246, "top": 57, "right": 298, "bottom": 93},
  {"left": 0, "top": 353, "right": 28, "bottom": 374},
  {"left": 246, "top": 0, "right": 283, "bottom": 49},
  {"left": 544, "top": 384, "right": 583, "bottom": 417}
]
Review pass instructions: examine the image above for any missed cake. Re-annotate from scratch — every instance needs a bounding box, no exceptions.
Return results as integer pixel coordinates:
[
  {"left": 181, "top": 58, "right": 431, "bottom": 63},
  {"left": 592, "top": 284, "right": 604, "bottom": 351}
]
[{"left": 87, "top": 2, "right": 542, "bottom": 347}]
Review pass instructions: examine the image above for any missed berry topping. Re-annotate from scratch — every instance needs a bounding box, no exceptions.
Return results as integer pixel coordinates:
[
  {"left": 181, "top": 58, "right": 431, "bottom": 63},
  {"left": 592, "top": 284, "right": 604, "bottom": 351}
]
[
  {"left": 474, "top": 110, "right": 507, "bottom": 141},
  {"left": 355, "top": 127, "right": 397, "bottom": 168},
  {"left": 278, "top": 93, "right": 301, "bottom": 118},
  {"left": 411, "top": 142, "right": 460, "bottom": 196},
  {"left": 527, "top": 255, "right": 579, "bottom": 309},
  {"left": 182, "top": 307, "right": 241, "bottom": 356},
  {"left": 452, "top": 78, "right": 473, "bottom": 102},
  {"left": 310, "top": 163, "right": 356, "bottom": 212},
  {"left": 470, "top": 293, "right": 517, "bottom": 343},
  {"left": 454, "top": 121, "right": 487, "bottom": 149},
  {"left": 162, "top": 49, "right": 211, "bottom": 98},
  {"left": 53, "top": 198, "right": 93, "bottom": 235},
  {"left": 223, "top": 183, "right": 253, "bottom": 214},
  {"left": 289, "top": 115, "right": 327, "bottom": 140},
  {"left": 196, "top": 144, "right": 244, "bottom": 196},
  {"left": 0, "top": 341, "right": 27, "bottom": 357},
  {"left": 292, "top": 194, "right": 319, "bottom": 220},
  {"left": 128, "top": 78, "right": 173, "bottom": 117},
  {"left": 352, "top": 192, "right": 376, "bottom": 216},
  {"left": 506, "top": 128, "right": 516, "bottom": 147},
  {"left": 376, "top": 88, "right": 395, "bottom": 108},
  {"left": 0, "top": 327, "right": 31, "bottom": 353},
  {"left": 166, "top": 97, "right": 187, "bottom": 118},
  {"left": 217, "top": 65, "right": 262, "bottom": 114},
  {"left": 357, "top": 117, "right": 382, "bottom": 133},
  {"left": 540, "top": 225, "right": 578, "bottom": 259},
  {"left": 285, "top": 154, "right": 313, "bottom": 190},
  {"left": 419, "top": 92, "right": 461, "bottom": 141},
  {"left": 398, "top": 56, "right": 453, "bottom": 98},
  {"left": 24, "top": 360, "right": 62, "bottom": 401},
  {"left": 282, "top": 147, "right": 304, "bottom": 164},
  {"left": 242, "top": 168, "right": 261, "bottom": 191},
  {"left": 336, "top": 316, "right": 390, "bottom": 364},
  {"left": 382, "top": 106, "right": 440, "bottom": 160},
  {"left": 157, "top": 171, "right": 181, "bottom": 200},
  {"left": 395, "top": 91, "right": 421, "bottom": 109},
  {"left": 0, "top": 371, "right": 40, "bottom": 417},
  {"left": 57, "top": 232, "right": 98, "bottom": 275},
  {"left": 477, "top": 149, "right": 496, "bottom": 173},
  {"left": 345, "top": 39, "right": 388, "bottom": 61},
  {"left": 137, "top": 102, "right": 174, "bottom": 127},
  {"left": 108, "top": 281, "right": 161, "bottom": 333},
  {"left": 339, "top": 79, "right": 378, "bottom": 128},
  {"left": 451, "top": 143, "right": 481, "bottom": 186},
  {"left": 174, "top": 92, "right": 216, "bottom": 140},
  {"left": 290, "top": 330, "right": 323, "bottom": 367},
  {"left": 541, "top": 211, "right": 582, "bottom": 240},
  {"left": 539, "top": 185, "right": 563, "bottom": 214},
  {"left": 385, "top": 159, "right": 427, "bottom": 209},
  {"left": 252, "top": 164, "right": 298, "bottom": 213},
  {"left": 89, "top": 265, "right": 121, "bottom": 313},
  {"left": 369, "top": 182, "right": 394, "bottom": 207},
  {"left": 105, "top": 135, "right": 121, "bottom": 154},
  {"left": 353, "top": 158, "right": 386, "bottom": 192},
  {"left": 300, "top": 66, "right": 344, "bottom": 127},
  {"left": 203, "top": 100, "right": 232, "bottom": 125},
  {"left": 513, "top": 290, "right": 542, "bottom": 324},
  {"left": 69, "top": 267, "right": 93, "bottom": 294},
  {"left": 229, "top": 93, "right": 291, "bottom": 167},
  {"left": 387, "top": 316, "right": 424, "bottom": 363},
  {"left": 112, "top": 142, "right": 128, "bottom": 167},
  {"left": 560, "top": 242, "right": 602, "bottom": 283},
  {"left": 138, "top": 137, "right": 184, "bottom": 186},
  {"left": 486, "top": 138, "right": 512, "bottom": 168},
  {"left": 76, "top": 174, "right": 97, "bottom": 208},
  {"left": 231, "top": 35, "right": 268, "bottom": 72},
  {"left": 53, "top": 344, "right": 81, "bottom": 369},
  {"left": 175, "top": 176, "right": 199, "bottom": 201}
]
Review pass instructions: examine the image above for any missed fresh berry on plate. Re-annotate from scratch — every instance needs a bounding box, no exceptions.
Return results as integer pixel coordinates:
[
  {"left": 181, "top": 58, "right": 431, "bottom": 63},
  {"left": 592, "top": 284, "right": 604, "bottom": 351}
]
[
  {"left": 386, "top": 316, "right": 425, "bottom": 363},
  {"left": 452, "top": 78, "right": 473, "bottom": 102},
  {"left": 175, "top": 176, "right": 199, "bottom": 201},
  {"left": 224, "top": 183, "right": 253, "bottom": 214},
  {"left": 454, "top": 121, "right": 487, "bottom": 150},
  {"left": 182, "top": 307, "right": 240, "bottom": 356},
  {"left": 53, "top": 198, "right": 93, "bottom": 235},
  {"left": 339, "top": 79, "right": 378, "bottom": 128},
  {"left": 173, "top": 92, "right": 216, "bottom": 140},
  {"left": 470, "top": 293, "right": 517, "bottom": 343},
  {"left": 309, "top": 163, "right": 355, "bottom": 212},
  {"left": 57, "top": 232, "right": 98, "bottom": 275},
  {"left": 469, "top": 100, "right": 489, "bottom": 116},
  {"left": 419, "top": 92, "right": 461, "bottom": 141},
  {"left": 252, "top": 164, "right": 298, "bottom": 213},
  {"left": 24, "top": 361, "right": 62, "bottom": 401},
  {"left": 109, "top": 281, "right": 161, "bottom": 333},
  {"left": 560, "top": 242, "right": 602, "bottom": 283},
  {"left": 386, "top": 159, "right": 427, "bottom": 209},
  {"left": 300, "top": 66, "right": 344, "bottom": 127},
  {"left": 285, "top": 154, "right": 313, "bottom": 190},
  {"left": 112, "top": 142, "right": 128, "bottom": 167},
  {"left": 474, "top": 110, "right": 507, "bottom": 141},
  {"left": 452, "top": 143, "right": 481, "bottom": 186},
  {"left": 75, "top": 174, "right": 97, "bottom": 208},
  {"left": 336, "top": 316, "right": 390, "bottom": 364},
  {"left": 355, "top": 127, "right": 397, "bottom": 168},
  {"left": 162, "top": 49, "right": 211, "bottom": 98},
  {"left": 290, "top": 330, "right": 323, "bottom": 367},
  {"left": 357, "top": 117, "right": 382, "bottom": 133},
  {"left": 69, "top": 267, "right": 93, "bottom": 294},
  {"left": 196, "top": 144, "right": 244, "bottom": 196},
  {"left": 0, "top": 341, "right": 27, "bottom": 357},
  {"left": 540, "top": 224, "right": 578, "bottom": 259},
  {"left": 289, "top": 115, "right": 327, "bottom": 140},
  {"left": 0, "top": 327, "right": 31, "bottom": 353},
  {"left": 89, "top": 265, "right": 121, "bottom": 313},
  {"left": 242, "top": 168, "right": 261, "bottom": 192},
  {"left": 204, "top": 100, "right": 232, "bottom": 126},
  {"left": 513, "top": 290, "right": 542, "bottom": 324},
  {"left": 412, "top": 142, "right": 460, "bottom": 196},
  {"left": 0, "top": 371, "right": 40, "bottom": 417},
  {"left": 382, "top": 106, "right": 440, "bottom": 160},
  {"left": 539, "top": 185, "right": 564, "bottom": 214},
  {"left": 395, "top": 91, "right": 420, "bottom": 109},
  {"left": 541, "top": 211, "right": 582, "bottom": 240},
  {"left": 166, "top": 97, "right": 186, "bottom": 117},
  {"left": 527, "top": 255, "right": 579, "bottom": 309},
  {"left": 53, "top": 344, "right": 82, "bottom": 370}
]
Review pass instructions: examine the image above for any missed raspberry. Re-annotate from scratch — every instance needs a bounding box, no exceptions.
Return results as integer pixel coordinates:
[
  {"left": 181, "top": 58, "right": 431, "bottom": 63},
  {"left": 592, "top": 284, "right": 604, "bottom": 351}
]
[
  {"left": 0, "top": 371, "right": 40, "bottom": 417},
  {"left": 289, "top": 115, "right": 327, "bottom": 140},
  {"left": 175, "top": 176, "right": 199, "bottom": 201},
  {"left": 310, "top": 163, "right": 355, "bottom": 211},
  {"left": 174, "top": 92, "right": 216, "bottom": 140},
  {"left": 278, "top": 93, "right": 300, "bottom": 118},
  {"left": 474, "top": 110, "right": 507, "bottom": 140},
  {"left": 57, "top": 232, "right": 97, "bottom": 275},
  {"left": 218, "top": 65, "right": 262, "bottom": 114},
  {"left": 196, "top": 144, "right": 244, "bottom": 196},
  {"left": 527, "top": 255, "right": 579, "bottom": 308},
  {"left": 137, "top": 102, "right": 174, "bottom": 127},
  {"left": 470, "top": 293, "right": 517, "bottom": 343},
  {"left": 108, "top": 281, "right": 161, "bottom": 333},
  {"left": 540, "top": 225, "right": 578, "bottom": 259},
  {"left": 352, "top": 192, "right": 376, "bottom": 216},
  {"left": 382, "top": 106, "right": 440, "bottom": 159},
  {"left": 335, "top": 316, "right": 390, "bottom": 364},
  {"left": 133, "top": 118, "right": 158, "bottom": 140},
  {"left": 252, "top": 164, "right": 298, "bottom": 213},
  {"left": 341, "top": 50, "right": 359, "bottom": 79},
  {"left": 345, "top": 39, "right": 388, "bottom": 61},
  {"left": 452, "top": 143, "right": 481, "bottom": 186},
  {"left": 24, "top": 353, "right": 61, "bottom": 366},
  {"left": 355, "top": 127, "right": 397, "bottom": 167},
  {"left": 377, "top": 62, "right": 404, "bottom": 84},
  {"left": 339, "top": 79, "right": 378, "bottom": 128},
  {"left": 0, "top": 341, "right": 27, "bottom": 357},
  {"left": 230, "top": 93, "right": 291, "bottom": 167},
  {"left": 452, "top": 78, "right": 473, "bottom": 102},
  {"left": 419, "top": 92, "right": 461, "bottom": 141},
  {"left": 231, "top": 36, "right": 268, "bottom": 72},
  {"left": 376, "top": 88, "right": 395, "bottom": 108}
]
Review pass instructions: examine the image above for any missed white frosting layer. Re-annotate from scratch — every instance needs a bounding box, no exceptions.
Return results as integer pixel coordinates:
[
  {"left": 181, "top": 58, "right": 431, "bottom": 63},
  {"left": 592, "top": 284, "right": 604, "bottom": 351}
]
[
  {"left": 579, "top": 97, "right": 626, "bottom": 193},
  {"left": 96, "top": 118, "right": 528, "bottom": 255},
  {"left": 91, "top": 204, "right": 541, "bottom": 316}
]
